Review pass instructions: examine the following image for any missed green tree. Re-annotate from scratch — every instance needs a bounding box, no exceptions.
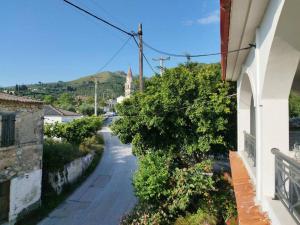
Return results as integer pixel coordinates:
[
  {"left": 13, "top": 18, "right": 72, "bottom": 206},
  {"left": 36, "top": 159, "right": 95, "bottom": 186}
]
[
  {"left": 290, "top": 91, "right": 300, "bottom": 118},
  {"left": 44, "top": 95, "right": 55, "bottom": 104},
  {"left": 114, "top": 63, "right": 237, "bottom": 224},
  {"left": 57, "top": 93, "right": 75, "bottom": 112},
  {"left": 112, "top": 63, "right": 236, "bottom": 161}
]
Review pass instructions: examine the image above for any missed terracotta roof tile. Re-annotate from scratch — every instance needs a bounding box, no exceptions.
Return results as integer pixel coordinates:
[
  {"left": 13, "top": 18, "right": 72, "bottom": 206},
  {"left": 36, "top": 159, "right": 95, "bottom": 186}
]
[{"left": 0, "top": 93, "right": 43, "bottom": 104}]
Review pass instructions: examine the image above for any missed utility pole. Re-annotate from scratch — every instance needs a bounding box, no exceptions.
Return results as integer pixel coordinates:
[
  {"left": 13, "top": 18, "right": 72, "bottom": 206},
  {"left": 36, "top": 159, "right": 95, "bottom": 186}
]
[
  {"left": 94, "top": 77, "right": 98, "bottom": 116},
  {"left": 138, "top": 23, "right": 144, "bottom": 92},
  {"left": 185, "top": 54, "right": 191, "bottom": 65},
  {"left": 152, "top": 56, "right": 170, "bottom": 75}
]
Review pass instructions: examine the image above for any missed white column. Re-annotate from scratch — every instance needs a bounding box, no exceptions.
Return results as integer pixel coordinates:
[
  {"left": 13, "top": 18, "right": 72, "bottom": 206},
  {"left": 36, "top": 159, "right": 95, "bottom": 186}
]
[
  {"left": 255, "top": 28, "right": 263, "bottom": 202},
  {"left": 260, "top": 100, "right": 289, "bottom": 200}
]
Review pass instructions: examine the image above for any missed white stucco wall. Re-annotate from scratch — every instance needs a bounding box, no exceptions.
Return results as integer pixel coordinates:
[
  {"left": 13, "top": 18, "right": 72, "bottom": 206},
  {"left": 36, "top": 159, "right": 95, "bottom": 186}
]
[
  {"left": 9, "top": 169, "right": 42, "bottom": 222},
  {"left": 236, "top": 0, "right": 300, "bottom": 224},
  {"left": 48, "top": 153, "right": 94, "bottom": 194}
]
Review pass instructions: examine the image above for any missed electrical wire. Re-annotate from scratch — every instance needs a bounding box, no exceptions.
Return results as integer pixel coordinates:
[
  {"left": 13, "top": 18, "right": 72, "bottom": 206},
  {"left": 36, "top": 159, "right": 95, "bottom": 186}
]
[
  {"left": 97, "top": 36, "right": 132, "bottom": 73},
  {"left": 63, "top": 0, "right": 133, "bottom": 37},
  {"left": 143, "top": 40, "right": 255, "bottom": 58},
  {"left": 132, "top": 36, "right": 158, "bottom": 75},
  {"left": 63, "top": 0, "right": 255, "bottom": 60},
  {"left": 88, "top": 0, "right": 131, "bottom": 31}
]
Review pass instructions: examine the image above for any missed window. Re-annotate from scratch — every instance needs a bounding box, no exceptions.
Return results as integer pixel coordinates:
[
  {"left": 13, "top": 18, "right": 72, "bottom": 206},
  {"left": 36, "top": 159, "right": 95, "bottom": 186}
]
[{"left": 0, "top": 113, "right": 16, "bottom": 147}]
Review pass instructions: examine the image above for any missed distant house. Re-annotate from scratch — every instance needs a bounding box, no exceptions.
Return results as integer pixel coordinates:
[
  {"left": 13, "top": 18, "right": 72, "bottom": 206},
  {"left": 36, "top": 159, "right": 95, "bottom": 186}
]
[
  {"left": 44, "top": 105, "right": 83, "bottom": 124},
  {"left": 0, "top": 93, "right": 43, "bottom": 224}
]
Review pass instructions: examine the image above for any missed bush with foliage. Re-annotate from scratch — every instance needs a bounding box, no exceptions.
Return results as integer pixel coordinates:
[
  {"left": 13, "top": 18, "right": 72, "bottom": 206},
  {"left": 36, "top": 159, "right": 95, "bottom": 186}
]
[
  {"left": 133, "top": 152, "right": 171, "bottom": 204},
  {"left": 114, "top": 63, "right": 237, "bottom": 225},
  {"left": 43, "top": 139, "right": 84, "bottom": 172},
  {"left": 44, "top": 116, "right": 103, "bottom": 145},
  {"left": 174, "top": 210, "right": 217, "bottom": 225},
  {"left": 112, "top": 63, "right": 236, "bottom": 159}
]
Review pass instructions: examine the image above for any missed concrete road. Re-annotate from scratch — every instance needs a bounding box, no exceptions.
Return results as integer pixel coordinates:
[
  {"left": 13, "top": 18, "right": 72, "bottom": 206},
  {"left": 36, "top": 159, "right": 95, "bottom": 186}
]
[{"left": 39, "top": 126, "right": 137, "bottom": 225}]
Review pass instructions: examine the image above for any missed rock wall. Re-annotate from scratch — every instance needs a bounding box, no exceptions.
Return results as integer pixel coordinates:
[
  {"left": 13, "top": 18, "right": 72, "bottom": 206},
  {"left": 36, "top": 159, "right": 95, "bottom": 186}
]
[
  {"left": 0, "top": 101, "right": 43, "bottom": 183},
  {"left": 48, "top": 153, "right": 94, "bottom": 194}
]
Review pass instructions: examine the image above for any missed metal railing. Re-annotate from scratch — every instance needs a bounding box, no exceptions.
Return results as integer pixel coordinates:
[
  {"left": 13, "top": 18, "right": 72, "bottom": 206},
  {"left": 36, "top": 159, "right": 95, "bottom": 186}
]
[
  {"left": 244, "top": 131, "right": 256, "bottom": 166},
  {"left": 272, "top": 148, "right": 300, "bottom": 224}
]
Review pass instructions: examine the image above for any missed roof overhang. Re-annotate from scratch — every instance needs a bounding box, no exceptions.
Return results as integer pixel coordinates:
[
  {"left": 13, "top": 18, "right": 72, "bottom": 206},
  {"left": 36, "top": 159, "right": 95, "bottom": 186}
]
[{"left": 221, "top": 0, "right": 269, "bottom": 81}]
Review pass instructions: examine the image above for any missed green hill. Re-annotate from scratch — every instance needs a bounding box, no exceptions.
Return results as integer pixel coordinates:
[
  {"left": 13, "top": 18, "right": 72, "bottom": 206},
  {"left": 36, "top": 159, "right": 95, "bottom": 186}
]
[{"left": 2, "top": 71, "right": 129, "bottom": 100}]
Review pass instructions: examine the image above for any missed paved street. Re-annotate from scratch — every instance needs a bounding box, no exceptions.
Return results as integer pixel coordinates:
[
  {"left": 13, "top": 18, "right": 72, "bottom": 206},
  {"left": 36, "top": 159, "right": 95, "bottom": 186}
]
[{"left": 39, "top": 125, "right": 137, "bottom": 225}]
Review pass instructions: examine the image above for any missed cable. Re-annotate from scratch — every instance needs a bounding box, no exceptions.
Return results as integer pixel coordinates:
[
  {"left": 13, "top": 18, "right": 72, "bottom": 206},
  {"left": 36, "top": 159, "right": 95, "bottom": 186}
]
[
  {"left": 88, "top": 0, "right": 131, "bottom": 31},
  {"left": 97, "top": 36, "right": 132, "bottom": 73},
  {"left": 63, "top": 0, "right": 255, "bottom": 59},
  {"left": 143, "top": 40, "right": 255, "bottom": 58},
  {"left": 63, "top": 0, "right": 133, "bottom": 37},
  {"left": 132, "top": 36, "right": 158, "bottom": 75}
]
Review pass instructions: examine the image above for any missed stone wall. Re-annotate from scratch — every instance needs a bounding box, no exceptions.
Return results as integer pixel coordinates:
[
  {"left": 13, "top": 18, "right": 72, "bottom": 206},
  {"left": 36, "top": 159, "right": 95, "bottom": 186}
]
[
  {"left": 48, "top": 153, "right": 94, "bottom": 194},
  {"left": 0, "top": 101, "right": 43, "bottom": 183}
]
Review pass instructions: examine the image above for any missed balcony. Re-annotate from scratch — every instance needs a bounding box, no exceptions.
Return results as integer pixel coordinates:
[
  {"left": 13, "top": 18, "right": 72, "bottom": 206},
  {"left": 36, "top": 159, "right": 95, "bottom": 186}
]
[
  {"left": 244, "top": 131, "right": 256, "bottom": 167},
  {"left": 272, "top": 148, "right": 300, "bottom": 225}
]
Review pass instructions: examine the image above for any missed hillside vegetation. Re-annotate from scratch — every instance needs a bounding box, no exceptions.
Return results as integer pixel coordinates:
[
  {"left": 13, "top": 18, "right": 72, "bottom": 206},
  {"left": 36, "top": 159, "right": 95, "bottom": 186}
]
[{"left": 1, "top": 71, "right": 128, "bottom": 100}]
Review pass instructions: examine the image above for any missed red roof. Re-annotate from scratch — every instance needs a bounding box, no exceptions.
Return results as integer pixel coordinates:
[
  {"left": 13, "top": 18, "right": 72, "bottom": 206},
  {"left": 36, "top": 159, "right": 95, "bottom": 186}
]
[{"left": 220, "top": 0, "right": 231, "bottom": 80}]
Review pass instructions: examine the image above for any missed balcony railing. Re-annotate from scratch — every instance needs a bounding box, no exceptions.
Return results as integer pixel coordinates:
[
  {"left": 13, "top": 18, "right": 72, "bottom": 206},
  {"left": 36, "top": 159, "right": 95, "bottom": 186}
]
[
  {"left": 244, "top": 131, "right": 256, "bottom": 166},
  {"left": 272, "top": 148, "right": 300, "bottom": 225}
]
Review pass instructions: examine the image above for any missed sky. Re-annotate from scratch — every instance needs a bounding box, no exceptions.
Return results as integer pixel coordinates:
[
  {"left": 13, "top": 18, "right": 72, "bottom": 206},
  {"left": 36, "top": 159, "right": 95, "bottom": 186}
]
[{"left": 0, "top": 0, "right": 220, "bottom": 86}]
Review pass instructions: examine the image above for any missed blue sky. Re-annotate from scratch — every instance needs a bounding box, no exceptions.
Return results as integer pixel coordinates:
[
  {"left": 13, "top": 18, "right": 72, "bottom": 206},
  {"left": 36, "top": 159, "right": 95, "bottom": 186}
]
[{"left": 0, "top": 0, "right": 220, "bottom": 86}]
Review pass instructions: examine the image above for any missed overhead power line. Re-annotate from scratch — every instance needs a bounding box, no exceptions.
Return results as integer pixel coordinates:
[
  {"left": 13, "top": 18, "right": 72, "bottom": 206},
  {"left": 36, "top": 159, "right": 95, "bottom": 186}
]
[
  {"left": 63, "top": 0, "right": 255, "bottom": 59},
  {"left": 97, "top": 36, "right": 132, "bottom": 72},
  {"left": 143, "top": 40, "right": 256, "bottom": 58},
  {"left": 63, "top": 0, "right": 133, "bottom": 37},
  {"left": 132, "top": 36, "right": 158, "bottom": 75}
]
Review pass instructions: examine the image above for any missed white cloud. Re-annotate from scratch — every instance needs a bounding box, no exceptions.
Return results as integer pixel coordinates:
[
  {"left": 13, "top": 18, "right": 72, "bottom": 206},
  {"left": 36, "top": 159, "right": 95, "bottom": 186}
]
[
  {"left": 197, "top": 10, "right": 220, "bottom": 25},
  {"left": 183, "top": 10, "right": 220, "bottom": 26}
]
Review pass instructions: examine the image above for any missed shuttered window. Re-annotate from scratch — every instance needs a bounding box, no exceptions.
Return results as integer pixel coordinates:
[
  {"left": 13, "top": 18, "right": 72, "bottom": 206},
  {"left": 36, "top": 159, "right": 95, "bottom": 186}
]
[{"left": 0, "top": 113, "right": 16, "bottom": 147}]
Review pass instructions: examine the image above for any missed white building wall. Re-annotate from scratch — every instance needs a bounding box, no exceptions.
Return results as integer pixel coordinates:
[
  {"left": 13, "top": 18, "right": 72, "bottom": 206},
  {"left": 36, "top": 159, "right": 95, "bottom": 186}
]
[
  {"left": 44, "top": 116, "right": 82, "bottom": 124},
  {"left": 44, "top": 116, "right": 62, "bottom": 124},
  {"left": 236, "top": 0, "right": 300, "bottom": 224},
  {"left": 9, "top": 169, "right": 42, "bottom": 222}
]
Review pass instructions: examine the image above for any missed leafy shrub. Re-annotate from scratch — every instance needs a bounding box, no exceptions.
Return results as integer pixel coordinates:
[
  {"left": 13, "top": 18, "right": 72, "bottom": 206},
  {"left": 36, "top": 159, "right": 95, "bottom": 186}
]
[
  {"left": 43, "top": 139, "right": 84, "bottom": 172},
  {"left": 80, "top": 134, "right": 104, "bottom": 154},
  {"left": 133, "top": 152, "right": 171, "bottom": 204},
  {"left": 174, "top": 210, "right": 217, "bottom": 225},
  {"left": 124, "top": 152, "right": 217, "bottom": 225},
  {"left": 44, "top": 116, "right": 103, "bottom": 145},
  {"left": 78, "top": 103, "right": 103, "bottom": 116}
]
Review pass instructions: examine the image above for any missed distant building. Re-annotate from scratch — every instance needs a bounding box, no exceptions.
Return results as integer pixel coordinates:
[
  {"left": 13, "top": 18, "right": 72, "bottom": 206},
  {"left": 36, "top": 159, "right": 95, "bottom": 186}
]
[
  {"left": 125, "top": 67, "right": 134, "bottom": 97},
  {"left": 116, "top": 96, "right": 125, "bottom": 104},
  {"left": 44, "top": 105, "right": 83, "bottom": 124},
  {"left": 103, "top": 99, "right": 117, "bottom": 113},
  {"left": 116, "top": 67, "right": 134, "bottom": 104},
  {"left": 0, "top": 93, "right": 44, "bottom": 224}
]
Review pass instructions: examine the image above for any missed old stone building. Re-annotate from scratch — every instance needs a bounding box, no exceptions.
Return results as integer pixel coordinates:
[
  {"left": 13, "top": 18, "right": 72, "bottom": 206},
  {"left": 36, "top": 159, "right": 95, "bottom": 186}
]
[{"left": 0, "top": 93, "right": 43, "bottom": 224}]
